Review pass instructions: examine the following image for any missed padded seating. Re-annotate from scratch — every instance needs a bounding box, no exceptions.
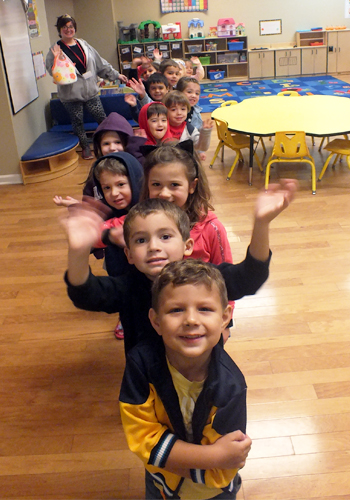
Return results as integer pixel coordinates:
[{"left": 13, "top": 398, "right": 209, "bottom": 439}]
[
  {"left": 49, "top": 93, "right": 138, "bottom": 133},
  {"left": 318, "top": 138, "right": 350, "bottom": 181},
  {"left": 20, "top": 132, "right": 79, "bottom": 184},
  {"left": 265, "top": 131, "right": 317, "bottom": 195},
  {"left": 209, "top": 117, "right": 263, "bottom": 181}
]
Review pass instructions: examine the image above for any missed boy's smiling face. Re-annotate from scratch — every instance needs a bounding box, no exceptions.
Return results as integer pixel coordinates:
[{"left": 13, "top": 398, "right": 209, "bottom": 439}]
[
  {"left": 148, "top": 82, "right": 169, "bottom": 101},
  {"left": 99, "top": 171, "right": 132, "bottom": 210},
  {"left": 149, "top": 282, "right": 231, "bottom": 369},
  {"left": 124, "top": 212, "right": 193, "bottom": 280},
  {"left": 147, "top": 113, "right": 168, "bottom": 143}
]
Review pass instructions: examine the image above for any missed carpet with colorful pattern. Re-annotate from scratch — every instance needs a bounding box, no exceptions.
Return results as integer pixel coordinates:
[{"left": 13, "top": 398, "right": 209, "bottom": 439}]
[{"left": 199, "top": 75, "right": 350, "bottom": 113}]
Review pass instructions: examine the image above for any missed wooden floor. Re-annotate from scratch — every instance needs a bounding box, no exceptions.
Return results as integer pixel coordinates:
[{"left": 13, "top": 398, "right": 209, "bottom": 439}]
[{"left": 2, "top": 86, "right": 350, "bottom": 499}]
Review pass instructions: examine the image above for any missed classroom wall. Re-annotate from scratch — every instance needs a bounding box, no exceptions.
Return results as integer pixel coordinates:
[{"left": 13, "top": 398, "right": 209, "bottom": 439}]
[{"left": 112, "top": 0, "right": 350, "bottom": 46}]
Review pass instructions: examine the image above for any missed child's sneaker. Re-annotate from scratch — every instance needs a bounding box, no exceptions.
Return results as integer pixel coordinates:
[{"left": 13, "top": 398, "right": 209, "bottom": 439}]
[{"left": 114, "top": 320, "right": 124, "bottom": 340}]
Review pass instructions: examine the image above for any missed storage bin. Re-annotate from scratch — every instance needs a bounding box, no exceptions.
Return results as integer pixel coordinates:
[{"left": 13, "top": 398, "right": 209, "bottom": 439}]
[
  {"left": 199, "top": 56, "right": 211, "bottom": 65},
  {"left": 218, "top": 52, "right": 239, "bottom": 63},
  {"left": 209, "top": 70, "right": 225, "bottom": 80},
  {"left": 206, "top": 42, "right": 217, "bottom": 51},
  {"left": 188, "top": 44, "right": 202, "bottom": 53},
  {"left": 228, "top": 41, "right": 244, "bottom": 50}
]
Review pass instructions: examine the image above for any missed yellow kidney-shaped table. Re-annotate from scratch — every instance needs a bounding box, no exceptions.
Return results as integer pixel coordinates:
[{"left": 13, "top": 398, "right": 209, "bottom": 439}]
[{"left": 211, "top": 95, "right": 350, "bottom": 184}]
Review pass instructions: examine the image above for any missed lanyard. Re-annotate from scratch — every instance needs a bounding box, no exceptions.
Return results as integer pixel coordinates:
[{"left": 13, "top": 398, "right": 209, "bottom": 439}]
[{"left": 61, "top": 39, "right": 87, "bottom": 70}]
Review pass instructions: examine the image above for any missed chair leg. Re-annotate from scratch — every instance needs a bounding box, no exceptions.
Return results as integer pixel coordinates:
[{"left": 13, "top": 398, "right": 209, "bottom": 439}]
[
  {"left": 265, "top": 159, "right": 274, "bottom": 190},
  {"left": 306, "top": 159, "right": 317, "bottom": 195},
  {"left": 226, "top": 151, "right": 240, "bottom": 180},
  {"left": 258, "top": 137, "right": 267, "bottom": 155},
  {"left": 318, "top": 152, "right": 335, "bottom": 181},
  {"left": 221, "top": 146, "right": 224, "bottom": 162},
  {"left": 209, "top": 141, "right": 224, "bottom": 169},
  {"left": 346, "top": 155, "right": 350, "bottom": 170},
  {"left": 332, "top": 154, "right": 340, "bottom": 167}
]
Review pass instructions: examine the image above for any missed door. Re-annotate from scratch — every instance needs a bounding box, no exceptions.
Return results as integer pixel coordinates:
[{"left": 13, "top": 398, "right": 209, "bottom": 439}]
[
  {"left": 337, "top": 31, "right": 350, "bottom": 73},
  {"left": 249, "top": 51, "right": 262, "bottom": 79},
  {"left": 261, "top": 51, "right": 274, "bottom": 78}
]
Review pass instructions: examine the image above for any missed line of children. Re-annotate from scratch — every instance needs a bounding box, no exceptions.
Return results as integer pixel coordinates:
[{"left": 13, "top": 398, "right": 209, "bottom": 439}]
[
  {"left": 138, "top": 102, "right": 173, "bottom": 146},
  {"left": 119, "top": 258, "right": 250, "bottom": 499},
  {"left": 62, "top": 179, "right": 297, "bottom": 355}
]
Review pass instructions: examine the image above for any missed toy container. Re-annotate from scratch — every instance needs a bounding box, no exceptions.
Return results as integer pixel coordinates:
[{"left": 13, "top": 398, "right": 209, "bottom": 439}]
[
  {"left": 209, "top": 70, "right": 225, "bottom": 80},
  {"left": 188, "top": 44, "right": 203, "bottom": 53},
  {"left": 199, "top": 55, "right": 211, "bottom": 65},
  {"left": 228, "top": 41, "right": 244, "bottom": 50},
  {"left": 206, "top": 42, "right": 217, "bottom": 51}
]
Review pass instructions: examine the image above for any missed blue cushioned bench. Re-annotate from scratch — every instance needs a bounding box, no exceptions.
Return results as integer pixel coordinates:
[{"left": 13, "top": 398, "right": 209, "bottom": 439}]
[
  {"left": 49, "top": 92, "right": 138, "bottom": 133},
  {"left": 20, "top": 132, "right": 79, "bottom": 184}
]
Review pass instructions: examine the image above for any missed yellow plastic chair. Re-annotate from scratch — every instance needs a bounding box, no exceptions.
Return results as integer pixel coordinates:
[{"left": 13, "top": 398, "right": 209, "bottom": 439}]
[
  {"left": 318, "top": 134, "right": 348, "bottom": 152},
  {"left": 318, "top": 138, "right": 350, "bottom": 180},
  {"left": 265, "top": 131, "right": 317, "bottom": 194},
  {"left": 276, "top": 91, "right": 316, "bottom": 146},
  {"left": 220, "top": 101, "right": 267, "bottom": 154},
  {"left": 209, "top": 118, "right": 263, "bottom": 181}
]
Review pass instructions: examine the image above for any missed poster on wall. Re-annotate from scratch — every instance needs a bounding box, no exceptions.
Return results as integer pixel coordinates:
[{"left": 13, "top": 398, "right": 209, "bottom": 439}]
[
  {"left": 346, "top": 0, "right": 350, "bottom": 18},
  {"left": 160, "top": 0, "right": 208, "bottom": 13},
  {"left": 27, "top": 0, "right": 40, "bottom": 37}
]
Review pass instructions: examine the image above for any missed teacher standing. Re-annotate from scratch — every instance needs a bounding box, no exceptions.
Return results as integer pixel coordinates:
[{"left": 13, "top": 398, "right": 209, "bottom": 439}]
[{"left": 46, "top": 14, "right": 127, "bottom": 160}]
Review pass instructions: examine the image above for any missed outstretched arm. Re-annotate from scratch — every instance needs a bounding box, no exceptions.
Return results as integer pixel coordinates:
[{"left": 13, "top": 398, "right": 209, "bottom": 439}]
[
  {"left": 249, "top": 179, "right": 298, "bottom": 261},
  {"left": 59, "top": 202, "right": 105, "bottom": 285}
]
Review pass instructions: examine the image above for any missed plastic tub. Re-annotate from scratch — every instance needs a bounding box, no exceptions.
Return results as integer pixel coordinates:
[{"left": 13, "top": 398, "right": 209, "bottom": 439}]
[
  {"left": 228, "top": 41, "right": 244, "bottom": 50},
  {"left": 206, "top": 42, "right": 217, "bottom": 51},
  {"left": 209, "top": 70, "right": 225, "bottom": 80},
  {"left": 199, "top": 56, "right": 211, "bottom": 65},
  {"left": 188, "top": 44, "right": 202, "bottom": 53}
]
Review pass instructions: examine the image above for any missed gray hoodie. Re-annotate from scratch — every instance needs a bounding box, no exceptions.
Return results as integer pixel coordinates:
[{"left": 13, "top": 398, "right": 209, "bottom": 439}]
[{"left": 46, "top": 38, "right": 120, "bottom": 102}]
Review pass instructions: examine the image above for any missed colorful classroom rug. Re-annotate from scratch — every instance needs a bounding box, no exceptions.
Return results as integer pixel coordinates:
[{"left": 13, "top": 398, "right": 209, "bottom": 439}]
[{"left": 199, "top": 75, "right": 350, "bottom": 113}]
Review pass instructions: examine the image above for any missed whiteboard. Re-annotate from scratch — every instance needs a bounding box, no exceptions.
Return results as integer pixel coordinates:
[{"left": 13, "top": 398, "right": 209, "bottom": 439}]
[
  {"left": 0, "top": 0, "right": 38, "bottom": 114},
  {"left": 259, "top": 19, "right": 282, "bottom": 36}
]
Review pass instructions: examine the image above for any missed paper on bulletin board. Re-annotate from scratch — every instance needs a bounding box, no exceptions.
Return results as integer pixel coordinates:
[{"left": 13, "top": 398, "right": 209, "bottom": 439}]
[
  {"left": 345, "top": 0, "right": 350, "bottom": 18},
  {"left": 33, "top": 51, "right": 46, "bottom": 79},
  {"left": 27, "top": 0, "right": 40, "bottom": 37},
  {"left": 259, "top": 19, "right": 282, "bottom": 36}
]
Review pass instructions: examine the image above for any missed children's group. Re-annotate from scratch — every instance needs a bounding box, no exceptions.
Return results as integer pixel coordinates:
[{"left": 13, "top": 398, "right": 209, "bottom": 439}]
[{"left": 54, "top": 14, "right": 298, "bottom": 500}]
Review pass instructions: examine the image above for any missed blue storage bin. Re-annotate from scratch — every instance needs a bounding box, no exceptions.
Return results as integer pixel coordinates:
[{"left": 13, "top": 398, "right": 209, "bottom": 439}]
[
  {"left": 209, "top": 70, "right": 225, "bottom": 80},
  {"left": 228, "top": 41, "right": 244, "bottom": 50}
]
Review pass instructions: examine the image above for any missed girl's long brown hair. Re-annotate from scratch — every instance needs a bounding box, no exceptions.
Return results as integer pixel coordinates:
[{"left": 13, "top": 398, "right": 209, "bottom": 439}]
[{"left": 140, "top": 143, "right": 213, "bottom": 226}]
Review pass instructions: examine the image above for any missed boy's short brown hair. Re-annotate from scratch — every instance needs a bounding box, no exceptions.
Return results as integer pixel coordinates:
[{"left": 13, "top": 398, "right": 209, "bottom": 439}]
[
  {"left": 151, "top": 259, "right": 228, "bottom": 312},
  {"left": 159, "top": 59, "right": 180, "bottom": 74},
  {"left": 93, "top": 157, "right": 128, "bottom": 180},
  {"left": 163, "top": 90, "right": 191, "bottom": 112},
  {"left": 123, "top": 198, "right": 190, "bottom": 248},
  {"left": 146, "top": 102, "right": 168, "bottom": 119}
]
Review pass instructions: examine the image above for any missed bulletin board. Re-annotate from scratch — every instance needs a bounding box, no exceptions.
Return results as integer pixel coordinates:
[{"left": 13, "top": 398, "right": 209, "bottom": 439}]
[
  {"left": 259, "top": 19, "right": 282, "bottom": 36},
  {"left": 160, "top": 0, "right": 208, "bottom": 13}
]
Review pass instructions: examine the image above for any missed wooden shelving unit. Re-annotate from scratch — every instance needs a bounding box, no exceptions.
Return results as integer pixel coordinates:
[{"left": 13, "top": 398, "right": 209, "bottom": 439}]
[{"left": 296, "top": 30, "right": 327, "bottom": 47}]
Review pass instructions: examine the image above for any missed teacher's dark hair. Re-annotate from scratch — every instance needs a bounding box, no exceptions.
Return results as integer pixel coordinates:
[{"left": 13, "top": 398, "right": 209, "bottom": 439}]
[{"left": 55, "top": 15, "right": 77, "bottom": 36}]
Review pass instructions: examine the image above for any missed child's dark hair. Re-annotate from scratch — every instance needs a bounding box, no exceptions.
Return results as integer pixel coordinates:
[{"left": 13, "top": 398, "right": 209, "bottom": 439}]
[
  {"left": 159, "top": 59, "right": 180, "bottom": 74},
  {"left": 55, "top": 15, "right": 77, "bottom": 36},
  {"left": 123, "top": 198, "right": 190, "bottom": 248},
  {"left": 176, "top": 76, "right": 200, "bottom": 93},
  {"left": 151, "top": 259, "right": 228, "bottom": 312},
  {"left": 147, "top": 102, "right": 168, "bottom": 119},
  {"left": 145, "top": 73, "right": 169, "bottom": 92},
  {"left": 93, "top": 157, "right": 128, "bottom": 181},
  {"left": 163, "top": 90, "right": 191, "bottom": 112},
  {"left": 93, "top": 130, "right": 128, "bottom": 159},
  {"left": 140, "top": 144, "right": 213, "bottom": 225}
]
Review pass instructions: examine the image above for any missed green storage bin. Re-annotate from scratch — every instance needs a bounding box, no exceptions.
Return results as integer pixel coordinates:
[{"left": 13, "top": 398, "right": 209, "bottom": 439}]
[{"left": 199, "top": 56, "right": 211, "bottom": 65}]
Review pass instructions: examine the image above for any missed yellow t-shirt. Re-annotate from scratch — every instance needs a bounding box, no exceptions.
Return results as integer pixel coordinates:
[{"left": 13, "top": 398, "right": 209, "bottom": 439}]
[{"left": 167, "top": 359, "right": 224, "bottom": 500}]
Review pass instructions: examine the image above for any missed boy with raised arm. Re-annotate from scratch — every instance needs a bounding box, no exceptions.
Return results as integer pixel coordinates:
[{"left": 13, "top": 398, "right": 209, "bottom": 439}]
[
  {"left": 120, "top": 259, "right": 250, "bottom": 499},
  {"left": 62, "top": 180, "right": 297, "bottom": 354}
]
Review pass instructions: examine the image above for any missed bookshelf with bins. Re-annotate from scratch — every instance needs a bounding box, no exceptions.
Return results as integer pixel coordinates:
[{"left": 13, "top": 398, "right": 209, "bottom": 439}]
[
  {"left": 117, "top": 40, "right": 184, "bottom": 78},
  {"left": 183, "top": 36, "right": 248, "bottom": 81}
]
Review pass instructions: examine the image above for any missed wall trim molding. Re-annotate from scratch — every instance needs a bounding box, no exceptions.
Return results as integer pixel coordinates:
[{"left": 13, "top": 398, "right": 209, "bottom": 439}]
[{"left": 0, "top": 174, "right": 23, "bottom": 185}]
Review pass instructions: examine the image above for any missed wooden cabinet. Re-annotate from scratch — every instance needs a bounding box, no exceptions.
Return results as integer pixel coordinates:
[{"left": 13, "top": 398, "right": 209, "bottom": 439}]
[
  {"left": 296, "top": 30, "right": 327, "bottom": 47},
  {"left": 275, "top": 49, "right": 301, "bottom": 76},
  {"left": 301, "top": 47, "right": 327, "bottom": 75},
  {"left": 117, "top": 36, "right": 249, "bottom": 82},
  {"left": 248, "top": 50, "right": 274, "bottom": 79},
  {"left": 183, "top": 36, "right": 248, "bottom": 81},
  {"left": 117, "top": 40, "right": 183, "bottom": 78},
  {"left": 327, "top": 30, "right": 350, "bottom": 73}
]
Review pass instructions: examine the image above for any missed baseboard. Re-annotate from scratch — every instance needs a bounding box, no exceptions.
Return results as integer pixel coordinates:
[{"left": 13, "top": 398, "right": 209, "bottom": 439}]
[{"left": 0, "top": 173, "right": 23, "bottom": 185}]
